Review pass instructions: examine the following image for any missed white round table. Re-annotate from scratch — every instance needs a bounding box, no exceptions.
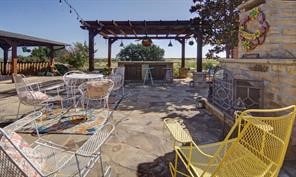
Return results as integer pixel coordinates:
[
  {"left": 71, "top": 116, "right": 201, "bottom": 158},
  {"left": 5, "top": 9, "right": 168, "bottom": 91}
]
[{"left": 65, "top": 73, "right": 104, "bottom": 80}]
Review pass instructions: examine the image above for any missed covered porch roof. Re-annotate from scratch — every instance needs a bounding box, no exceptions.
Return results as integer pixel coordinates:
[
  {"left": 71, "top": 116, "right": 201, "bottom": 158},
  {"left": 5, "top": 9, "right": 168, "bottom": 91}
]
[
  {"left": 0, "top": 30, "right": 68, "bottom": 48},
  {"left": 0, "top": 30, "right": 68, "bottom": 76}
]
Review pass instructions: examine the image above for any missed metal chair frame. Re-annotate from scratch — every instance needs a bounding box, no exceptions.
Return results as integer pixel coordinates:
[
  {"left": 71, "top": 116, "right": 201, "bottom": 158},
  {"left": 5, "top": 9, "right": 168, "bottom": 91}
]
[
  {"left": 0, "top": 111, "right": 114, "bottom": 177},
  {"left": 108, "top": 74, "right": 124, "bottom": 97},
  {"left": 169, "top": 105, "right": 296, "bottom": 177},
  {"left": 13, "top": 74, "right": 65, "bottom": 119},
  {"left": 78, "top": 79, "right": 114, "bottom": 118}
]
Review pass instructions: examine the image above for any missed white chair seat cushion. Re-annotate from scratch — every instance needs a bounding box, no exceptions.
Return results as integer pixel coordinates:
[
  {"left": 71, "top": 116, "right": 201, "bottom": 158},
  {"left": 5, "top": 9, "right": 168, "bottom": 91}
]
[
  {"left": 19, "top": 91, "right": 49, "bottom": 104},
  {"left": 0, "top": 133, "right": 44, "bottom": 177}
]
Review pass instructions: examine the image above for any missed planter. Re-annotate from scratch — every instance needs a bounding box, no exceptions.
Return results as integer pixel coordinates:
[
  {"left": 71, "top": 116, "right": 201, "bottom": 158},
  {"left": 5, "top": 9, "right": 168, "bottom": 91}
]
[{"left": 179, "top": 68, "right": 190, "bottom": 78}]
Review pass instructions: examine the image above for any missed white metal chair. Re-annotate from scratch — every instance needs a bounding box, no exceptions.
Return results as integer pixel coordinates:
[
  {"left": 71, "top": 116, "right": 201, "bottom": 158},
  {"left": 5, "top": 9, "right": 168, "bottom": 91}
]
[
  {"left": 78, "top": 79, "right": 114, "bottom": 118},
  {"left": 112, "top": 67, "right": 125, "bottom": 94},
  {"left": 0, "top": 111, "right": 114, "bottom": 177},
  {"left": 112, "top": 67, "right": 125, "bottom": 80},
  {"left": 13, "top": 74, "right": 64, "bottom": 119},
  {"left": 108, "top": 74, "right": 124, "bottom": 96}
]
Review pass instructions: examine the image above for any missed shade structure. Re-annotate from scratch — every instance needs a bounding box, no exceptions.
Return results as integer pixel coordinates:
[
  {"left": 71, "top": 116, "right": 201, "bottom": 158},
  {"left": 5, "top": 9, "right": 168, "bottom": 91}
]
[
  {"left": 80, "top": 20, "right": 203, "bottom": 72},
  {"left": 0, "top": 30, "right": 68, "bottom": 76}
]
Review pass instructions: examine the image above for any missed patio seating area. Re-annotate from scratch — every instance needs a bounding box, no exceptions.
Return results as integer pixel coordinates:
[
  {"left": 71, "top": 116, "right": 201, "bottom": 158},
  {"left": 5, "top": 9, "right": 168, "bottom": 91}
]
[
  {"left": 0, "top": 76, "right": 295, "bottom": 177},
  {"left": 1, "top": 1, "right": 296, "bottom": 176}
]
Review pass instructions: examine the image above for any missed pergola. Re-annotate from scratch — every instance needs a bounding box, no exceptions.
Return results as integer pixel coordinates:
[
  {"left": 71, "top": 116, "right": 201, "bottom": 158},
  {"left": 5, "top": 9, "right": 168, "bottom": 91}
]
[
  {"left": 0, "top": 30, "right": 68, "bottom": 74},
  {"left": 80, "top": 20, "right": 203, "bottom": 72}
]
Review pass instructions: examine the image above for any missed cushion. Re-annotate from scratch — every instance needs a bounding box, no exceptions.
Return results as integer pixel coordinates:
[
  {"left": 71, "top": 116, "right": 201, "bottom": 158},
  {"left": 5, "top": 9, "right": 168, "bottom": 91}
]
[
  {"left": 19, "top": 91, "right": 49, "bottom": 104},
  {"left": 0, "top": 133, "right": 44, "bottom": 177},
  {"left": 85, "top": 80, "right": 113, "bottom": 99}
]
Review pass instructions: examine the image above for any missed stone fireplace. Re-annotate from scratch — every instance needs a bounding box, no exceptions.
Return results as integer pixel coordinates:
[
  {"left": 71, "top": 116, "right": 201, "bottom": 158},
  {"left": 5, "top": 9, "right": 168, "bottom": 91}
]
[{"left": 219, "top": 0, "right": 296, "bottom": 147}]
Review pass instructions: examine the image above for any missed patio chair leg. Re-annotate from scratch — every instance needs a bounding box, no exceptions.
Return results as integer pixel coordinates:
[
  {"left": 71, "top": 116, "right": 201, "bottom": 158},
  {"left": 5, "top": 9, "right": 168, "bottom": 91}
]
[
  {"left": 99, "top": 147, "right": 104, "bottom": 177},
  {"left": 122, "top": 87, "right": 125, "bottom": 97},
  {"left": 143, "top": 71, "right": 147, "bottom": 85},
  {"left": 173, "top": 151, "right": 178, "bottom": 177},
  {"left": 16, "top": 101, "right": 21, "bottom": 119},
  {"left": 149, "top": 70, "right": 154, "bottom": 85}
]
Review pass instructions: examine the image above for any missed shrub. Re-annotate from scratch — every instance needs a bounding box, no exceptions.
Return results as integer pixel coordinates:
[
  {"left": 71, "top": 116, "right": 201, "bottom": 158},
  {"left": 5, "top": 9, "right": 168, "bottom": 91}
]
[
  {"left": 64, "top": 42, "right": 89, "bottom": 69},
  {"left": 54, "top": 63, "right": 69, "bottom": 75}
]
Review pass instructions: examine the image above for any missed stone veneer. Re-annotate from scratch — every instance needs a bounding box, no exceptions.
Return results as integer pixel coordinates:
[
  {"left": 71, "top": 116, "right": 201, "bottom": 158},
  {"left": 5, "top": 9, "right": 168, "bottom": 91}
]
[
  {"left": 239, "top": 0, "right": 296, "bottom": 59},
  {"left": 220, "top": 58, "right": 296, "bottom": 145}
]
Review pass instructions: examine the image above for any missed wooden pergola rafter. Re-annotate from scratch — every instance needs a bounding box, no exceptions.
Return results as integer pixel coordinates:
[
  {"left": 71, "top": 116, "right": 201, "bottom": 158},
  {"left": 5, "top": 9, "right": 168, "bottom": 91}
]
[{"left": 80, "top": 20, "right": 203, "bottom": 72}]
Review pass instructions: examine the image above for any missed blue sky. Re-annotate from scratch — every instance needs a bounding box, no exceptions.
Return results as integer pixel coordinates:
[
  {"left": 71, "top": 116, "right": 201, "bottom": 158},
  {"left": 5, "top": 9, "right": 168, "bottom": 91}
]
[{"left": 0, "top": 0, "right": 224, "bottom": 59}]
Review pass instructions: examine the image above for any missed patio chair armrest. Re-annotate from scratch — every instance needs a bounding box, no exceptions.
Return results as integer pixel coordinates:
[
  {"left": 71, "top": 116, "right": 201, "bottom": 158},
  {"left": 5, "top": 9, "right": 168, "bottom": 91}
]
[
  {"left": 26, "top": 82, "right": 42, "bottom": 91},
  {"left": 241, "top": 105, "right": 296, "bottom": 115},
  {"left": 75, "top": 123, "right": 115, "bottom": 157},
  {"left": 3, "top": 111, "right": 43, "bottom": 133},
  {"left": 184, "top": 142, "right": 215, "bottom": 158},
  {"left": 35, "top": 138, "right": 79, "bottom": 152},
  {"left": 177, "top": 139, "right": 236, "bottom": 160},
  {"left": 41, "top": 83, "right": 65, "bottom": 94}
]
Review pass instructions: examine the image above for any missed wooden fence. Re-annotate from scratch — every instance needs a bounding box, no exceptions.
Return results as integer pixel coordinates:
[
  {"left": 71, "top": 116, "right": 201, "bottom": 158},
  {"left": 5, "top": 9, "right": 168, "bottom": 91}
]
[{"left": 0, "top": 62, "right": 49, "bottom": 75}]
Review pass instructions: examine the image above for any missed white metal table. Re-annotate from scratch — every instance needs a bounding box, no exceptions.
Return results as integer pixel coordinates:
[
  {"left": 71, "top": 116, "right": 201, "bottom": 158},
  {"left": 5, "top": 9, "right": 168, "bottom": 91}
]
[
  {"left": 65, "top": 73, "right": 104, "bottom": 80},
  {"left": 64, "top": 73, "right": 104, "bottom": 108}
]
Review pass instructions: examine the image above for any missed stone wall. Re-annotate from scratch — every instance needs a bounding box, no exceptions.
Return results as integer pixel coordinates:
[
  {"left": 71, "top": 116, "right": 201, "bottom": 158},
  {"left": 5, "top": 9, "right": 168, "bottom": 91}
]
[
  {"left": 239, "top": 0, "right": 296, "bottom": 59},
  {"left": 220, "top": 58, "right": 296, "bottom": 144}
]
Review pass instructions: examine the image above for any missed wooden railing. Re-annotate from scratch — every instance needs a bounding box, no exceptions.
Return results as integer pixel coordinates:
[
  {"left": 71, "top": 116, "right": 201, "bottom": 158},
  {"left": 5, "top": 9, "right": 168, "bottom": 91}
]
[
  {"left": 0, "top": 62, "right": 49, "bottom": 75},
  {"left": 0, "top": 62, "right": 11, "bottom": 75}
]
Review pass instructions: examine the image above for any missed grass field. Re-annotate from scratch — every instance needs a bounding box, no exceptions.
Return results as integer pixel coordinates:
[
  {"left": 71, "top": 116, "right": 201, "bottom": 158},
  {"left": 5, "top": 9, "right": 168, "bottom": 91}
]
[{"left": 92, "top": 58, "right": 219, "bottom": 77}]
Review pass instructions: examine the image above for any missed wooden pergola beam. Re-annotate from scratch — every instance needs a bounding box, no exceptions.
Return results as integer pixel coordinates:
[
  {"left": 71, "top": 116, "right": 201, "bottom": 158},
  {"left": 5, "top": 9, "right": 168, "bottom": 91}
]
[
  {"left": 106, "top": 29, "right": 117, "bottom": 37},
  {"left": 144, "top": 20, "right": 148, "bottom": 36},
  {"left": 113, "top": 21, "right": 126, "bottom": 36},
  {"left": 195, "top": 32, "right": 203, "bottom": 72},
  {"left": 107, "top": 38, "right": 117, "bottom": 68},
  {"left": 88, "top": 29, "right": 97, "bottom": 71},
  {"left": 128, "top": 21, "right": 137, "bottom": 37},
  {"left": 166, "top": 26, "right": 170, "bottom": 37},
  {"left": 176, "top": 28, "right": 187, "bottom": 37},
  {"left": 99, "top": 31, "right": 108, "bottom": 38},
  {"left": 109, "top": 36, "right": 190, "bottom": 40}
]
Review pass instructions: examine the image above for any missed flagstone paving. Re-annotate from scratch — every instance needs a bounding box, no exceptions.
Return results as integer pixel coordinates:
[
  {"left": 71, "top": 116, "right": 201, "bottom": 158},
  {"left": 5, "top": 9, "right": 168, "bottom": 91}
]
[{"left": 0, "top": 77, "right": 295, "bottom": 177}]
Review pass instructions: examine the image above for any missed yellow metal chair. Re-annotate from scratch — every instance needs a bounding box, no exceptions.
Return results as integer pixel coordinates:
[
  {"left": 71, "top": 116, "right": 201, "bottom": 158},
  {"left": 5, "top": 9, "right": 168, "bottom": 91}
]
[{"left": 170, "top": 105, "right": 296, "bottom": 177}]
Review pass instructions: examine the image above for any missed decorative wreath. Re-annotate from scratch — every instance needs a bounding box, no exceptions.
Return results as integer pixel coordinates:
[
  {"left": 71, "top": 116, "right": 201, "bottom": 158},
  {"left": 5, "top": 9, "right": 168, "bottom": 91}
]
[{"left": 239, "top": 7, "right": 269, "bottom": 51}]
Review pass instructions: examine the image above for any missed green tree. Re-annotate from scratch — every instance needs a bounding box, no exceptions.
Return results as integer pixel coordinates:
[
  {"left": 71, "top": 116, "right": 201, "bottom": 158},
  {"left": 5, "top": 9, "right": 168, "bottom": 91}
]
[
  {"left": 30, "top": 47, "right": 50, "bottom": 61},
  {"left": 190, "top": 0, "right": 244, "bottom": 58},
  {"left": 62, "top": 42, "right": 89, "bottom": 69},
  {"left": 116, "top": 44, "right": 165, "bottom": 61},
  {"left": 18, "top": 47, "right": 50, "bottom": 62}
]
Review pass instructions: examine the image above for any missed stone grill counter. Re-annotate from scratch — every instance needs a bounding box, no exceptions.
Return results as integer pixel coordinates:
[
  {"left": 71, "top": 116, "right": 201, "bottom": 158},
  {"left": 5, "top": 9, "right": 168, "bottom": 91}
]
[{"left": 118, "top": 61, "right": 174, "bottom": 82}]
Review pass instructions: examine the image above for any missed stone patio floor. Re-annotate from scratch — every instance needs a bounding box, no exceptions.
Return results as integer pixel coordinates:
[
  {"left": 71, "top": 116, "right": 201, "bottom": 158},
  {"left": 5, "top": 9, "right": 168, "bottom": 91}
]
[{"left": 0, "top": 77, "right": 295, "bottom": 177}]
